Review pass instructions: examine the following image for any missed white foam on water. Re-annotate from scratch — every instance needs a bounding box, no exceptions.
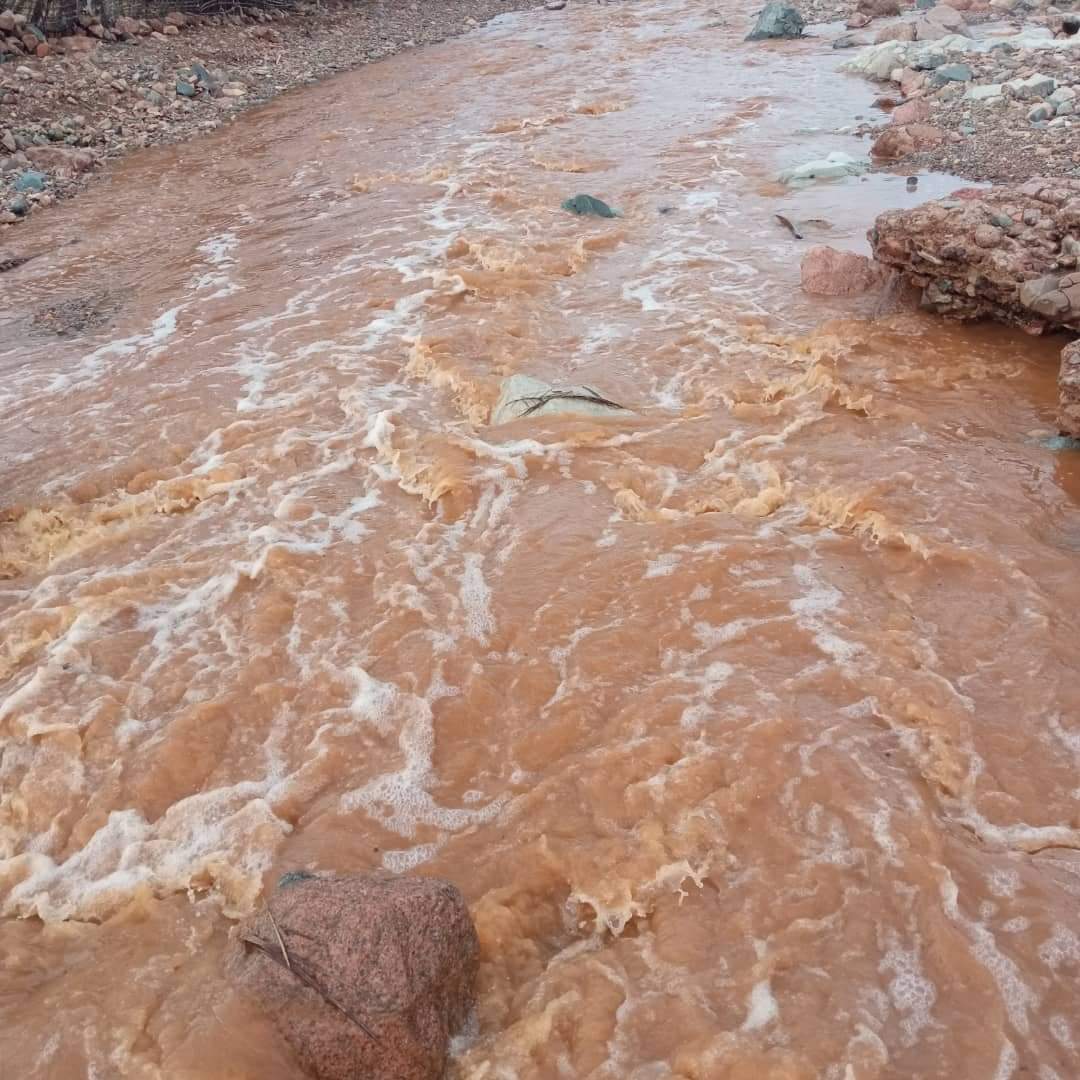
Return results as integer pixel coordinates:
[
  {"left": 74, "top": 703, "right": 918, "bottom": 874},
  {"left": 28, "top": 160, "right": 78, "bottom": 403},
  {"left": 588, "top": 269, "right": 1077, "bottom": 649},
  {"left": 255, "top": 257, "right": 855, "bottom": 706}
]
[
  {"left": 741, "top": 978, "right": 779, "bottom": 1032},
  {"left": 952, "top": 802, "right": 1080, "bottom": 854},
  {"left": 382, "top": 843, "right": 440, "bottom": 873},
  {"left": 460, "top": 553, "right": 496, "bottom": 643},
  {"left": 339, "top": 666, "right": 506, "bottom": 852},
  {"left": 2, "top": 784, "right": 288, "bottom": 921},
  {"left": 1038, "top": 925, "right": 1080, "bottom": 971},
  {"left": 993, "top": 1039, "right": 1018, "bottom": 1080},
  {"left": 880, "top": 933, "right": 938, "bottom": 1046},
  {"left": 788, "top": 561, "right": 862, "bottom": 667},
  {"left": 1049, "top": 1015, "right": 1075, "bottom": 1050},
  {"left": 938, "top": 867, "right": 1038, "bottom": 1035},
  {"left": 130, "top": 570, "right": 244, "bottom": 699},
  {"left": 622, "top": 280, "right": 667, "bottom": 313},
  {"left": 864, "top": 801, "right": 900, "bottom": 865},
  {"left": 44, "top": 303, "right": 187, "bottom": 393},
  {"left": 191, "top": 230, "right": 240, "bottom": 299},
  {"left": 988, "top": 867, "right": 1022, "bottom": 898},
  {"left": 644, "top": 552, "right": 681, "bottom": 579}
]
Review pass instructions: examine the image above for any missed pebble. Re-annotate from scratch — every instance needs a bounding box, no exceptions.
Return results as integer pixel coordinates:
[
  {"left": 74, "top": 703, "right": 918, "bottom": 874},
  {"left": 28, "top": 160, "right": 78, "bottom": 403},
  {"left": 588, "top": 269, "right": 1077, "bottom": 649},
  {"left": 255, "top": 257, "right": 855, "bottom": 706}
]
[{"left": 14, "top": 168, "right": 46, "bottom": 192}]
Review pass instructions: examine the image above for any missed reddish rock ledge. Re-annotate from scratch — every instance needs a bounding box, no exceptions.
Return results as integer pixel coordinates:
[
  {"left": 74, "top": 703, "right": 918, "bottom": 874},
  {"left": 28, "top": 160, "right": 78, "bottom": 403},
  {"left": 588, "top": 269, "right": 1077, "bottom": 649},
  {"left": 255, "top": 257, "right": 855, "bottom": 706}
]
[{"left": 870, "top": 179, "right": 1080, "bottom": 436}]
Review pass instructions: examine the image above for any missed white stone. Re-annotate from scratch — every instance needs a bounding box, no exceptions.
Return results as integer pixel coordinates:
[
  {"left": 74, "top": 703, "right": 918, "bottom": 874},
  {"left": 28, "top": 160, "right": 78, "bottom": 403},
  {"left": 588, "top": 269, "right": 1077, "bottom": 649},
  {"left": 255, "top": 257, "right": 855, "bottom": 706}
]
[
  {"left": 777, "top": 151, "right": 868, "bottom": 185},
  {"left": 963, "top": 83, "right": 1003, "bottom": 101},
  {"left": 1004, "top": 73, "right": 1058, "bottom": 100},
  {"left": 491, "top": 376, "right": 630, "bottom": 425}
]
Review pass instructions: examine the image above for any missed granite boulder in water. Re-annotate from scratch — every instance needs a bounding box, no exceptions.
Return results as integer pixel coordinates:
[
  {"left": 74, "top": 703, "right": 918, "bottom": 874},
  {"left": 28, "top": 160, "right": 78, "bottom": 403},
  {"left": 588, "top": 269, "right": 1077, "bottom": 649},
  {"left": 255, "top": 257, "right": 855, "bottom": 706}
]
[
  {"left": 746, "top": 3, "right": 804, "bottom": 41},
  {"left": 238, "top": 871, "right": 479, "bottom": 1080}
]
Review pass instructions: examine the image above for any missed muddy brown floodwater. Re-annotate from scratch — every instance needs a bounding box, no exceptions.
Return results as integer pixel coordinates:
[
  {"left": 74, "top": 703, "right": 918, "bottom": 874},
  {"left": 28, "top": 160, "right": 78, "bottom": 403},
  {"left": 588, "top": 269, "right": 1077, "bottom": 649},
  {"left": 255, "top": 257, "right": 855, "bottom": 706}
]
[{"left": 2, "top": 1, "right": 1080, "bottom": 1077}]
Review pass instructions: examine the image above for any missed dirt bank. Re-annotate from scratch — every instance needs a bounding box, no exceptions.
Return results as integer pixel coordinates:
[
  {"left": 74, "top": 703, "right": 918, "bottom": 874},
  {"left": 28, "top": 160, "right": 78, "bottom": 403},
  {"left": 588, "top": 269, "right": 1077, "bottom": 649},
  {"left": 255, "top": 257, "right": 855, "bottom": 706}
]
[{"left": 0, "top": 0, "right": 546, "bottom": 224}]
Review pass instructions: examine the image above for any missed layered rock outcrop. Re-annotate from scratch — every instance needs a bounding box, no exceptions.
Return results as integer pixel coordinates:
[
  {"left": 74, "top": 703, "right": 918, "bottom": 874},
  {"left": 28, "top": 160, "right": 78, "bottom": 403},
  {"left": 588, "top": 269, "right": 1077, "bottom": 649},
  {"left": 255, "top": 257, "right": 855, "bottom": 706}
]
[{"left": 870, "top": 179, "right": 1080, "bottom": 434}]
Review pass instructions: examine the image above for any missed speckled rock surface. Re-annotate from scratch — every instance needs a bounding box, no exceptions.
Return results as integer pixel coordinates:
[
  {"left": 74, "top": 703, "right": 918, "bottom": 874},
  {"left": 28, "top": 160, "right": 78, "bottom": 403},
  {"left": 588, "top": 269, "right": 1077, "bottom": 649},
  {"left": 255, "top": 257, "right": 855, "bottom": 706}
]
[{"left": 237, "top": 872, "right": 479, "bottom": 1080}]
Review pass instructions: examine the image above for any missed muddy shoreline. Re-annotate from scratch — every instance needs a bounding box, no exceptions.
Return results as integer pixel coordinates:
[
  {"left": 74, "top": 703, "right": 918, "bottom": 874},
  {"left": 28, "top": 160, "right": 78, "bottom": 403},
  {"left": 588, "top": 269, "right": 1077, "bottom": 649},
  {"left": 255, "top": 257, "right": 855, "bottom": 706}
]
[
  {"left": 1, "top": 0, "right": 547, "bottom": 225},
  {"left": 4, "top": 0, "right": 1077, "bottom": 235}
]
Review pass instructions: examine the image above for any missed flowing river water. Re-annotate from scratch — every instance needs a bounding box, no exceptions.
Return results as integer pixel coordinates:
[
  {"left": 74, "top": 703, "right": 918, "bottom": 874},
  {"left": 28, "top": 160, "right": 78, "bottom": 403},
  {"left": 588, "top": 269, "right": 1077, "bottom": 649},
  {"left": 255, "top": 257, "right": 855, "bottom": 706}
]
[{"left": 3, "top": 1, "right": 1080, "bottom": 1076}]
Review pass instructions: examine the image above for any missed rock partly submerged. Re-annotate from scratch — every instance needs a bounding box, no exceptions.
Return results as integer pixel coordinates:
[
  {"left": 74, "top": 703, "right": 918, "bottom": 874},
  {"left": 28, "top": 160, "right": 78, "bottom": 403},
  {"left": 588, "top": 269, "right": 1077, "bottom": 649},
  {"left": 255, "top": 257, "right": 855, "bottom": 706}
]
[
  {"left": 800, "top": 245, "right": 890, "bottom": 296},
  {"left": 746, "top": 2, "right": 804, "bottom": 41},
  {"left": 237, "top": 871, "right": 479, "bottom": 1080},
  {"left": 491, "top": 374, "right": 629, "bottom": 425},
  {"left": 870, "top": 179, "right": 1080, "bottom": 435},
  {"left": 561, "top": 193, "right": 619, "bottom": 218},
  {"left": 778, "top": 151, "right": 867, "bottom": 185}
]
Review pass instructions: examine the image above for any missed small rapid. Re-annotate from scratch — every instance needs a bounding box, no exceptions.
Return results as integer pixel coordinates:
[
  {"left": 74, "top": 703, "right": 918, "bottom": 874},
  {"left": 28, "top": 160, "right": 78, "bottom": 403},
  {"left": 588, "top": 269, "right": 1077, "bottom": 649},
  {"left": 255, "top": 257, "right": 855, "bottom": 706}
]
[{"left": 1, "top": 2, "right": 1078, "bottom": 1076}]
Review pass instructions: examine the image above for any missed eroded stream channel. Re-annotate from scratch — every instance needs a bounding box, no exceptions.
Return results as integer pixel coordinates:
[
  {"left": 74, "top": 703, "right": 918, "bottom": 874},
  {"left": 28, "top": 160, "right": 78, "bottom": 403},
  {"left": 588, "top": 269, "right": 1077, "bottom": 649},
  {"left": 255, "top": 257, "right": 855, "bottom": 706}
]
[{"left": 2, "top": 1, "right": 1080, "bottom": 1076}]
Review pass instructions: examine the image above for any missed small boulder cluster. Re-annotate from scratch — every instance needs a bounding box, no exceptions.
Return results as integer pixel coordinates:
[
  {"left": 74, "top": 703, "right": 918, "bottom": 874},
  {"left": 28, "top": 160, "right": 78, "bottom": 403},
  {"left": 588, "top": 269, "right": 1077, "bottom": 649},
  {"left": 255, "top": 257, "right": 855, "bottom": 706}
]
[
  {"left": 0, "top": 7, "right": 48, "bottom": 59},
  {"left": 1, "top": 120, "right": 98, "bottom": 221},
  {"left": 841, "top": 0, "right": 1080, "bottom": 180}
]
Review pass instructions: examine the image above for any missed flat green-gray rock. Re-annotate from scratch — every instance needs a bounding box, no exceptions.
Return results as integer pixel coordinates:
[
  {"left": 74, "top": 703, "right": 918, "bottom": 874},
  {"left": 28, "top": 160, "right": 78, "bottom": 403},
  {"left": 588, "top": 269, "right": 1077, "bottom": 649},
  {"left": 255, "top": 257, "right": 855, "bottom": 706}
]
[
  {"left": 561, "top": 194, "right": 619, "bottom": 218},
  {"left": 746, "top": 3, "right": 804, "bottom": 41}
]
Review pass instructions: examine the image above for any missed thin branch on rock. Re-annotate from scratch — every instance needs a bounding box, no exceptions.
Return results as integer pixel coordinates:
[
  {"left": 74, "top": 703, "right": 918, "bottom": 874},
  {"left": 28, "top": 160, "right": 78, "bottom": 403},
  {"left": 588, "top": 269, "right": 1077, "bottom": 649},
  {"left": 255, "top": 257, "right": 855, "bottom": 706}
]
[
  {"left": 508, "top": 386, "right": 626, "bottom": 417},
  {"left": 242, "top": 931, "right": 380, "bottom": 1043}
]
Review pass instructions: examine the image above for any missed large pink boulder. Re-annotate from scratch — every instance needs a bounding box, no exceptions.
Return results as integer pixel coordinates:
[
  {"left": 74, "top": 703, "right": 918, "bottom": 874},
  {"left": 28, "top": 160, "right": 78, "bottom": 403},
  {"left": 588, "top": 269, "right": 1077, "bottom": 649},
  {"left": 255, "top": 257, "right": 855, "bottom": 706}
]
[
  {"left": 24, "top": 145, "right": 96, "bottom": 174},
  {"left": 890, "top": 96, "right": 931, "bottom": 125},
  {"left": 871, "top": 122, "right": 945, "bottom": 159},
  {"left": 237, "top": 872, "right": 479, "bottom": 1080},
  {"left": 914, "top": 4, "right": 971, "bottom": 38},
  {"left": 800, "top": 246, "right": 889, "bottom": 296}
]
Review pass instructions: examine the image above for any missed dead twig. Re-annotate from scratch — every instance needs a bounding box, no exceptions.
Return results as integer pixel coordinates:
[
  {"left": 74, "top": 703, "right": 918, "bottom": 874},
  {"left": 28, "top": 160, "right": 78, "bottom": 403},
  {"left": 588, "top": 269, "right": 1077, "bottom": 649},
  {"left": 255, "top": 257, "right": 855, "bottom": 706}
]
[
  {"left": 266, "top": 906, "right": 291, "bottom": 971},
  {"left": 243, "top": 931, "right": 380, "bottom": 1043},
  {"left": 775, "top": 214, "right": 803, "bottom": 240},
  {"left": 509, "top": 386, "right": 626, "bottom": 417}
]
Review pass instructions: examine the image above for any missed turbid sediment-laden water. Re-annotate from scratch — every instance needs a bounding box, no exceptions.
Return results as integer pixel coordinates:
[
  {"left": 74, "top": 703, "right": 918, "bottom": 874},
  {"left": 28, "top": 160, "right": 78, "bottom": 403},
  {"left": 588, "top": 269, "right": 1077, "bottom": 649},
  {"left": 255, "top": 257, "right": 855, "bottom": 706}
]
[{"left": 2, "top": 2, "right": 1079, "bottom": 1077}]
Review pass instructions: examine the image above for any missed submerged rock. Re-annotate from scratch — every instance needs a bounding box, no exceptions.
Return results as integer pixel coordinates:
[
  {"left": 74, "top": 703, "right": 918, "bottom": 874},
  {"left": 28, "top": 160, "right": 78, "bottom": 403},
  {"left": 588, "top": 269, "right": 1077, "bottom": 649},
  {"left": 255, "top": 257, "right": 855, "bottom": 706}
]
[
  {"left": 745, "top": 2, "right": 804, "bottom": 41},
  {"left": 800, "top": 245, "right": 889, "bottom": 296},
  {"left": 237, "top": 872, "right": 478, "bottom": 1080}
]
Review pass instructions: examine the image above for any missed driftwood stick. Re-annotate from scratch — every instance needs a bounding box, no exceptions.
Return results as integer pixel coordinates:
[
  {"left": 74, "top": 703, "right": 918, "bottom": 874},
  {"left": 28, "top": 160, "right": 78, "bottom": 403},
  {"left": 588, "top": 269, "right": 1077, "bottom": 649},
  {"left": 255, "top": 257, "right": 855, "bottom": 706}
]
[{"left": 243, "top": 932, "right": 380, "bottom": 1043}]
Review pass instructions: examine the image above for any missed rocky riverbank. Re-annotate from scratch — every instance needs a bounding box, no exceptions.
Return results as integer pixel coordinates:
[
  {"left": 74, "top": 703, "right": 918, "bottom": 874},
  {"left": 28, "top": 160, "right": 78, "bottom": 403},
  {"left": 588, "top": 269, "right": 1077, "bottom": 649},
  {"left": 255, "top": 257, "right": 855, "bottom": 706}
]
[
  {"left": 833, "top": 0, "right": 1080, "bottom": 182},
  {"left": 0, "top": 0, "right": 547, "bottom": 225},
  {"left": 869, "top": 178, "right": 1080, "bottom": 435},
  {"left": 742, "top": 0, "right": 1079, "bottom": 436}
]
